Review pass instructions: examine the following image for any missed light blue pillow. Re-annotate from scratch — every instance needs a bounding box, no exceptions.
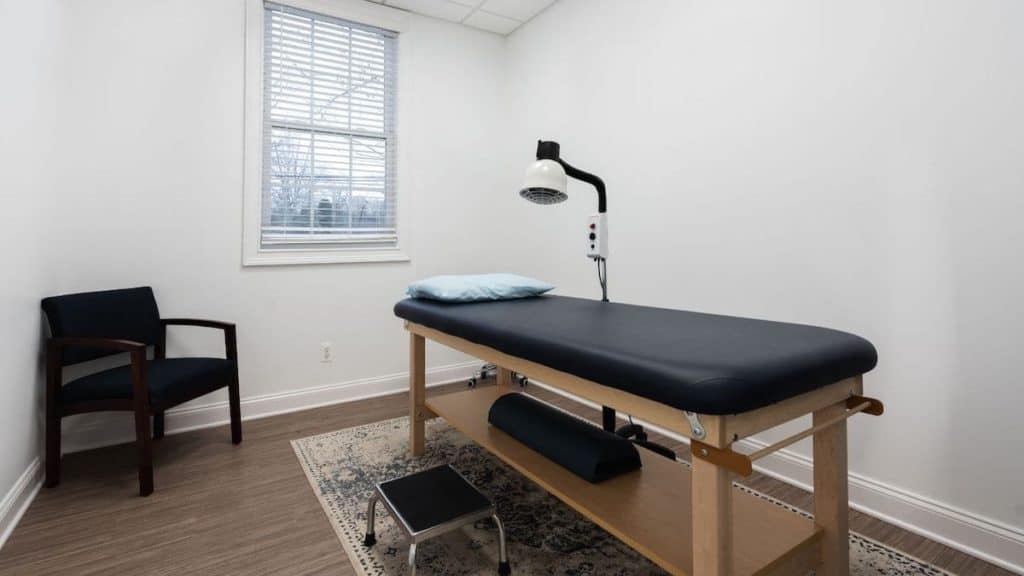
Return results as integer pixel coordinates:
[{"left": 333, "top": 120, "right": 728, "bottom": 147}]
[{"left": 407, "top": 274, "right": 554, "bottom": 302}]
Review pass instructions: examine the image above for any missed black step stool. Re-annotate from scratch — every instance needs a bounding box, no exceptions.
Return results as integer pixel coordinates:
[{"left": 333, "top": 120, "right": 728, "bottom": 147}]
[{"left": 364, "top": 464, "right": 511, "bottom": 575}]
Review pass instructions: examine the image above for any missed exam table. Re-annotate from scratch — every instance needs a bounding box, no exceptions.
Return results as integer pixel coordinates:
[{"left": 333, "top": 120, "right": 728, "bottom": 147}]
[{"left": 394, "top": 295, "right": 881, "bottom": 576}]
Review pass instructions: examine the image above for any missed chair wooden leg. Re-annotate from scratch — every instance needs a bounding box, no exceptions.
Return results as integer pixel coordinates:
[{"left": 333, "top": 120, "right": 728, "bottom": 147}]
[
  {"left": 45, "top": 345, "right": 62, "bottom": 488},
  {"left": 45, "top": 411, "right": 61, "bottom": 488},
  {"left": 229, "top": 371, "right": 242, "bottom": 445},
  {"left": 153, "top": 411, "right": 165, "bottom": 440},
  {"left": 133, "top": 406, "right": 154, "bottom": 497}
]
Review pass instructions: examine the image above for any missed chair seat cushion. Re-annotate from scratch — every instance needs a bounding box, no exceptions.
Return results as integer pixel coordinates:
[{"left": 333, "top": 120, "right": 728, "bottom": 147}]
[{"left": 61, "top": 358, "right": 233, "bottom": 407}]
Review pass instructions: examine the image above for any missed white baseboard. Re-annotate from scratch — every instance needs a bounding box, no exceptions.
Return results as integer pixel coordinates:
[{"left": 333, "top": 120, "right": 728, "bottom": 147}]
[
  {"left": 735, "top": 436, "right": 1024, "bottom": 575},
  {"left": 0, "top": 458, "right": 42, "bottom": 552},
  {"left": 529, "top": 380, "right": 1024, "bottom": 575},
  {"left": 0, "top": 361, "right": 481, "bottom": 554},
  {"left": 62, "top": 360, "right": 481, "bottom": 454},
  {"left": 7, "top": 365, "right": 1022, "bottom": 573},
  {"left": 0, "top": 358, "right": 481, "bottom": 553}
]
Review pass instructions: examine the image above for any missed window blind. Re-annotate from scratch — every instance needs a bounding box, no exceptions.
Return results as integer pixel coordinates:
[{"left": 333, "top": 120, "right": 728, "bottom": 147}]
[{"left": 262, "top": 2, "right": 397, "bottom": 248}]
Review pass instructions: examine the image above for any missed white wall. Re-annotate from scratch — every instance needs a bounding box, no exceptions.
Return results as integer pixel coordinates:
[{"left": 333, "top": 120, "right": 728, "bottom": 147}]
[
  {"left": 2, "top": 0, "right": 510, "bottom": 524},
  {"left": 505, "top": 0, "right": 1024, "bottom": 569},
  {"left": 0, "top": 0, "right": 62, "bottom": 540},
  {"left": 5, "top": 0, "right": 1024, "bottom": 569},
  {"left": 45, "top": 1, "right": 509, "bottom": 442}
]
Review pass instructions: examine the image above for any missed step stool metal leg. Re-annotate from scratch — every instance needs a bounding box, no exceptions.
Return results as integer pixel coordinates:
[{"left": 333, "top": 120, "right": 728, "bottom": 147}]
[
  {"left": 492, "top": 514, "right": 510, "bottom": 575},
  {"left": 408, "top": 542, "right": 417, "bottom": 576},
  {"left": 364, "top": 493, "right": 379, "bottom": 547}
]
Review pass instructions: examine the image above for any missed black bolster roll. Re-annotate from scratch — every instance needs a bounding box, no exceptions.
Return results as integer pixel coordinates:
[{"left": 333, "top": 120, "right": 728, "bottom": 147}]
[{"left": 487, "top": 393, "right": 642, "bottom": 483}]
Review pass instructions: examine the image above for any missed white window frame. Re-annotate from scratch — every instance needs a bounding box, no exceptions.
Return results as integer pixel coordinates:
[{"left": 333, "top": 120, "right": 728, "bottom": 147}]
[{"left": 243, "top": 0, "right": 410, "bottom": 266}]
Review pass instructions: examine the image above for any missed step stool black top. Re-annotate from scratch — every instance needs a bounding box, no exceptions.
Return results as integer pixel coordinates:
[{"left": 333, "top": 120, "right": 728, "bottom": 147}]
[{"left": 378, "top": 465, "right": 493, "bottom": 535}]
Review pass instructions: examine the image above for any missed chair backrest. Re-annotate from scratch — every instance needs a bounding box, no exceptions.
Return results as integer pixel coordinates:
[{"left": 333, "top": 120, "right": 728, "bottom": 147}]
[{"left": 41, "top": 287, "right": 163, "bottom": 365}]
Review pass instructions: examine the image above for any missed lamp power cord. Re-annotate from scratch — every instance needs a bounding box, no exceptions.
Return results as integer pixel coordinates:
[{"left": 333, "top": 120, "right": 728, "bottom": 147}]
[{"left": 596, "top": 257, "right": 609, "bottom": 302}]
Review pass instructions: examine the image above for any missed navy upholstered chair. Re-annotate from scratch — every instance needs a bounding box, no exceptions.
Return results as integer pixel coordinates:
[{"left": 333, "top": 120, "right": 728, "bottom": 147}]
[{"left": 41, "top": 287, "right": 241, "bottom": 496}]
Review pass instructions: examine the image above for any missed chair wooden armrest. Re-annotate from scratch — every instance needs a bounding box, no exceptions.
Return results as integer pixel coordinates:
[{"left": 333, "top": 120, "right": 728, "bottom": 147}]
[
  {"left": 47, "top": 335, "right": 150, "bottom": 418},
  {"left": 46, "top": 336, "right": 149, "bottom": 409},
  {"left": 161, "top": 318, "right": 235, "bottom": 331},
  {"left": 48, "top": 336, "right": 147, "bottom": 353},
  {"left": 160, "top": 318, "right": 237, "bottom": 362},
  {"left": 161, "top": 317, "right": 242, "bottom": 444}
]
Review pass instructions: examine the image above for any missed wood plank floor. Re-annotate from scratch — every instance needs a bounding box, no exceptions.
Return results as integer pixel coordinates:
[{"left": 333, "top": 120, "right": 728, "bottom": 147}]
[{"left": 0, "top": 381, "right": 1010, "bottom": 575}]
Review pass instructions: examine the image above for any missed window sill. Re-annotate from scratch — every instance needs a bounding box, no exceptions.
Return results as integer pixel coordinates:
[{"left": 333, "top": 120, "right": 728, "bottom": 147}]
[{"left": 243, "top": 248, "right": 410, "bottom": 267}]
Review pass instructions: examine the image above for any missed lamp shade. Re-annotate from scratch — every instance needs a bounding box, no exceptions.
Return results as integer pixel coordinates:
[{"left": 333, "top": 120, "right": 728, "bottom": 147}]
[{"left": 520, "top": 159, "right": 568, "bottom": 205}]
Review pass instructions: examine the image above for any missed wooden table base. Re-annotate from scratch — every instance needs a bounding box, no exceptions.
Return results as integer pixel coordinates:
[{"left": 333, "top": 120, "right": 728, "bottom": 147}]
[{"left": 406, "top": 322, "right": 863, "bottom": 576}]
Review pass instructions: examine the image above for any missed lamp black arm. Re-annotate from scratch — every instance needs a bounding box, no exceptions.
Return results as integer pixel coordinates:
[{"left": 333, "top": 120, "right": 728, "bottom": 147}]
[
  {"left": 535, "top": 140, "right": 607, "bottom": 213},
  {"left": 562, "top": 161, "right": 607, "bottom": 214}
]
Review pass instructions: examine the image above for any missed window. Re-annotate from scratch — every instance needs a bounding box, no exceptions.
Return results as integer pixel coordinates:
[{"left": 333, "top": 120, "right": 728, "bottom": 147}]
[{"left": 244, "top": 0, "right": 407, "bottom": 265}]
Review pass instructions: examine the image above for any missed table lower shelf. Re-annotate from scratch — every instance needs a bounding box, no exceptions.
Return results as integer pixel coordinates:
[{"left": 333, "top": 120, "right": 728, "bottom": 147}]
[{"left": 425, "top": 387, "right": 821, "bottom": 576}]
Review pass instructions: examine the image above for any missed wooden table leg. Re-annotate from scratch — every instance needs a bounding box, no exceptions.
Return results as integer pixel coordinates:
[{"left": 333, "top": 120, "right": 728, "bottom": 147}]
[
  {"left": 814, "top": 401, "right": 850, "bottom": 576},
  {"left": 496, "top": 367, "right": 513, "bottom": 394},
  {"left": 409, "top": 333, "right": 426, "bottom": 457},
  {"left": 692, "top": 456, "right": 732, "bottom": 576}
]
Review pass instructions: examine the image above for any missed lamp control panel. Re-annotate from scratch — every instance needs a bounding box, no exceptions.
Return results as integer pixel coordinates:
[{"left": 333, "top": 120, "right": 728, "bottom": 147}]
[{"left": 586, "top": 213, "right": 608, "bottom": 259}]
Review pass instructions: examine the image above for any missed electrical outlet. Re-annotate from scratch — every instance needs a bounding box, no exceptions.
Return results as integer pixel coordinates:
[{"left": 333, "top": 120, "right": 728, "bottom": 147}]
[{"left": 320, "top": 342, "right": 333, "bottom": 363}]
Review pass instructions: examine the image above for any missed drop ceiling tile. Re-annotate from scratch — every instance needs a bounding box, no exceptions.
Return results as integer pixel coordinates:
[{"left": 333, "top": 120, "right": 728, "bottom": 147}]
[
  {"left": 462, "top": 9, "right": 520, "bottom": 34},
  {"left": 477, "top": 0, "right": 553, "bottom": 22},
  {"left": 384, "top": 0, "right": 474, "bottom": 23}
]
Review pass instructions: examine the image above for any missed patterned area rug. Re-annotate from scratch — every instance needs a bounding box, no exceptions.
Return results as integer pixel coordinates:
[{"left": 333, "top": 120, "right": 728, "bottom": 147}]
[{"left": 292, "top": 417, "right": 949, "bottom": 575}]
